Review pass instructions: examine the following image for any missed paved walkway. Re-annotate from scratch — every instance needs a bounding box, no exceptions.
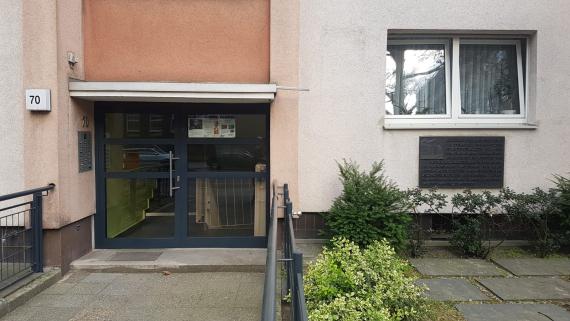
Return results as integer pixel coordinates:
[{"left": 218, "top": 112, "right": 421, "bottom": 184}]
[
  {"left": 411, "top": 258, "right": 570, "bottom": 321},
  {"left": 0, "top": 271, "right": 264, "bottom": 321}
]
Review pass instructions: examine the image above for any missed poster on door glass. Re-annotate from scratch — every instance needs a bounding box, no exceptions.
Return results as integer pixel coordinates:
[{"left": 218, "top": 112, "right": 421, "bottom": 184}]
[{"left": 188, "top": 116, "right": 236, "bottom": 138}]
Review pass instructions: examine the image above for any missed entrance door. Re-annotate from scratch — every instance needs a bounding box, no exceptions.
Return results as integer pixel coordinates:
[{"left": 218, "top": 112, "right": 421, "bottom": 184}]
[{"left": 95, "top": 103, "right": 269, "bottom": 248}]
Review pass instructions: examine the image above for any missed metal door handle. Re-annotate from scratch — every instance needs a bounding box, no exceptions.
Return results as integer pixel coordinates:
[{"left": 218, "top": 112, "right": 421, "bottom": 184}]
[{"left": 169, "top": 151, "right": 180, "bottom": 197}]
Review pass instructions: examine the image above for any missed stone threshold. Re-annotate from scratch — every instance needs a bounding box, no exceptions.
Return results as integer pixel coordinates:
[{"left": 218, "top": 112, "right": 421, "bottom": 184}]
[{"left": 70, "top": 248, "right": 267, "bottom": 273}]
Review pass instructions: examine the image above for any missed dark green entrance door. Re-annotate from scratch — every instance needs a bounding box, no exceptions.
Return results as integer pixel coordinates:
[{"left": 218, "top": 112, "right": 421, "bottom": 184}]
[{"left": 94, "top": 103, "right": 269, "bottom": 248}]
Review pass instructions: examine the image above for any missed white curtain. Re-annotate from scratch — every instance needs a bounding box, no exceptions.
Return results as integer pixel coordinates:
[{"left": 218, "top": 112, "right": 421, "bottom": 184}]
[{"left": 460, "top": 44, "right": 520, "bottom": 114}]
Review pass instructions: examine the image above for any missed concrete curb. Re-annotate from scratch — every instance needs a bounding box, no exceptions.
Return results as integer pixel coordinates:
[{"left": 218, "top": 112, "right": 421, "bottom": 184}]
[{"left": 0, "top": 268, "right": 62, "bottom": 318}]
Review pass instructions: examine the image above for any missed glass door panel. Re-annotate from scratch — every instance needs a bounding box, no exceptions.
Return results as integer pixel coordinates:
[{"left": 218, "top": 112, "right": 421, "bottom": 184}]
[
  {"left": 106, "top": 178, "right": 175, "bottom": 238},
  {"left": 105, "top": 144, "right": 175, "bottom": 172},
  {"left": 105, "top": 113, "right": 175, "bottom": 138},
  {"left": 187, "top": 177, "right": 266, "bottom": 237},
  {"left": 188, "top": 144, "right": 267, "bottom": 172},
  {"left": 102, "top": 112, "right": 179, "bottom": 241}
]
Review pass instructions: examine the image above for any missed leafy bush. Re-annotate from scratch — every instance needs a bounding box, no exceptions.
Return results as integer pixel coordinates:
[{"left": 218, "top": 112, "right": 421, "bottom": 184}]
[
  {"left": 449, "top": 189, "right": 514, "bottom": 258},
  {"left": 406, "top": 188, "right": 448, "bottom": 257},
  {"left": 553, "top": 174, "right": 570, "bottom": 249},
  {"left": 305, "top": 238, "right": 429, "bottom": 321},
  {"left": 325, "top": 160, "right": 411, "bottom": 251},
  {"left": 504, "top": 187, "right": 561, "bottom": 257}
]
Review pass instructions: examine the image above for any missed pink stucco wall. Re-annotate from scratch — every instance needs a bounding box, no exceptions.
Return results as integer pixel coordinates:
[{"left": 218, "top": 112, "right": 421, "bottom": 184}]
[{"left": 84, "top": 0, "right": 270, "bottom": 83}]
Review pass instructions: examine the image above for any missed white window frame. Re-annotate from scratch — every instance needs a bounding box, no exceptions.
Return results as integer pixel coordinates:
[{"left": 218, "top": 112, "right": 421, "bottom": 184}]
[
  {"left": 385, "top": 39, "right": 452, "bottom": 119},
  {"left": 385, "top": 36, "right": 531, "bottom": 128},
  {"left": 455, "top": 39, "right": 526, "bottom": 121}
]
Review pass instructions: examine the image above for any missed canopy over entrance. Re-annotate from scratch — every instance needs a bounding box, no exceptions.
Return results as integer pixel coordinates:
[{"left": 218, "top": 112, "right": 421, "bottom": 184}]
[{"left": 69, "top": 81, "right": 277, "bottom": 104}]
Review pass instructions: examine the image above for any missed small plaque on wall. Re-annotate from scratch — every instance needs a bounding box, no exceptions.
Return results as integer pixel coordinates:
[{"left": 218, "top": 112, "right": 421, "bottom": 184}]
[
  {"left": 419, "top": 136, "right": 505, "bottom": 188},
  {"left": 78, "top": 131, "right": 93, "bottom": 172}
]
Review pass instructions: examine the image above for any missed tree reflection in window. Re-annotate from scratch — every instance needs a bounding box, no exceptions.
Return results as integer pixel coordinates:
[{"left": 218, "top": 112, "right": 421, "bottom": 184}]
[{"left": 386, "top": 44, "right": 447, "bottom": 115}]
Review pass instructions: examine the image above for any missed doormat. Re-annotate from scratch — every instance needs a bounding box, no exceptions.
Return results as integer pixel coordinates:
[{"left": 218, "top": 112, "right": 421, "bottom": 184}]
[{"left": 109, "top": 252, "right": 163, "bottom": 261}]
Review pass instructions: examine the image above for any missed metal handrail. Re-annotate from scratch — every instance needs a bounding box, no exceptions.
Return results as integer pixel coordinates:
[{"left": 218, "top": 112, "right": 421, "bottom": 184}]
[
  {"left": 261, "top": 184, "right": 278, "bottom": 321},
  {"left": 261, "top": 183, "right": 308, "bottom": 321},
  {"left": 0, "top": 183, "right": 55, "bottom": 202},
  {"left": 282, "top": 184, "right": 308, "bottom": 321},
  {"left": 0, "top": 183, "right": 55, "bottom": 289}
]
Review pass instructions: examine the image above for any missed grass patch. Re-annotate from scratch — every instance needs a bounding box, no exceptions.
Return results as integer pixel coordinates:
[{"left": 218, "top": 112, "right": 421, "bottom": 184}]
[
  {"left": 490, "top": 246, "right": 570, "bottom": 259},
  {"left": 423, "top": 301, "right": 466, "bottom": 321},
  {"left": 490, "top": 247, "right": 533, "bottom": 259}
]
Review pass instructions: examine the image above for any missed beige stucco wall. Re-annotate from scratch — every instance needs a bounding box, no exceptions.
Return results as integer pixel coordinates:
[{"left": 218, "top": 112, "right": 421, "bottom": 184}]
[
  {"left": 298, "top": 0, "right": 570, "bottom": 212},
  {"left": 270, "top": 0, "right": 300, "bottom": 209},
  {"left": 0, "top": 0, "right": 25, "bottom": 195},
  {"left": 22, "top": 0, "right": 95, "bottom": 229}
]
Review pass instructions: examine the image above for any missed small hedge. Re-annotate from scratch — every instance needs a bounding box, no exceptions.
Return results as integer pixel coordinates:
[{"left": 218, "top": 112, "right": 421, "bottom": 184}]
[
  {"left": 325, "top": 160, "right": 411, "bottom": 252},
  {"left": 305, "top": 238, "right": 429, "bottom": 321}
]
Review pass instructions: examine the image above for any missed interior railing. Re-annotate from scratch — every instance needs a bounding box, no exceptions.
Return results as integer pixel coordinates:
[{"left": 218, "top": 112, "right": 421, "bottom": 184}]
[{"left": 261, "top": 183, "right": 308, "bottom": 321}]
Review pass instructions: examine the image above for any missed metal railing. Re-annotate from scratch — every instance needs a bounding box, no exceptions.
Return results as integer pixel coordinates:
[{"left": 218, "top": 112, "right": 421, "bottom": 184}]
[
  {"left": 261, "top": 183, "right": 308, "bottom": 321},
  {"left": 0, "top": 184, "right": 54, "bottom": 290},
  {"left": 281, "top": 184, "right": 308, "bottom": 321}
]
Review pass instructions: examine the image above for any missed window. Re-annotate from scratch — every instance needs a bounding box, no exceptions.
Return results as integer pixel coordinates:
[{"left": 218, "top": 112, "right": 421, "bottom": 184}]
[
  {"left": 386, "top": 40, "right": 450, "bottom": 117},
  {"left": 385, "top": 36, "right": 529, "bottom": 128}
]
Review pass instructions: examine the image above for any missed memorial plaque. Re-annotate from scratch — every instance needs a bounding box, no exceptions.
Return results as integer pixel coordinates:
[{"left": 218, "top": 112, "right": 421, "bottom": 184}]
[{"left": 419, "top": 136, "right": 504, "bottom": 188}]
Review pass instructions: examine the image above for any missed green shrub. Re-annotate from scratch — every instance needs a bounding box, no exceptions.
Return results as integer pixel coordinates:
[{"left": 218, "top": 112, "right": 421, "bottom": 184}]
[
  {"left": 553, "top": 174, "right": 570, "bottom": 249},
  {"left": 450, "top": 216, "right": 485, "bottom": 258},
  {"left": 305, "top": 237, "right": 429, "bottom": 321},
  {"left": 406, "top": 188, "right": 448, "bottom": 258},
  {"left": 325, "top": 160, "right": 411, "bottom": 251},
  {"left": 450, "top": 189, "right": 513, "bottom": 258},
  {"left": 504, "top": 187, "right": 560, "bottom": 257}
]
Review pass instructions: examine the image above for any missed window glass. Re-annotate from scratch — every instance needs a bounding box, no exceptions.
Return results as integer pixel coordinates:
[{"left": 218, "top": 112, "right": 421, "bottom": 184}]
[
  {"left": 386, "top": 44, "right": 447, "bottom": 115},
  {"left": 460, "top": 44, "right": 520, "bottom": 115},
  {"left": 105, "top": 144, "right": 174, "bottom": 172},
  {"left": 188, "top": 144, "right": 267, "bottom": 172},
  {"left": 105, "top": 113, "right": 175, "bottom": 138}
]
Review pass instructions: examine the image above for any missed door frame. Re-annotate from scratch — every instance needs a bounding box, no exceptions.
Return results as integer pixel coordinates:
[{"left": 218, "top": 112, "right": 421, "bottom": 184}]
[{"left": 94, "top": 102, "right": 270, "bottom": 248}]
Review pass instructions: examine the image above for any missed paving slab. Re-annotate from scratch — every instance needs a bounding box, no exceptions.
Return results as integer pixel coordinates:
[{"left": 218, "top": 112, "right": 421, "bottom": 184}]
[
  {"left": 416, "top": 278, "right": 491, "bottom": 301},
  {"left": 0, "top": 271, "right": 264, "bottom": 321},
  {"left": 477, "top": 277, "right": 570, "bottom": 300},
  {"left": 493, "top": 258, "right": 570, "bottom": 276},
  {"left": 410, "top": 259, "right": 507, "bottom": 276},
  {"left": 456, "top": 303, "right": 570, "bottom": 321}
]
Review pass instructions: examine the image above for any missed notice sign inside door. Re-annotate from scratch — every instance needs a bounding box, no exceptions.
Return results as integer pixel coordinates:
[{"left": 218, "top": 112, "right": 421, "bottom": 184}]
[{"left": 188, "top": 116, "right": 236, "bottom": 138}]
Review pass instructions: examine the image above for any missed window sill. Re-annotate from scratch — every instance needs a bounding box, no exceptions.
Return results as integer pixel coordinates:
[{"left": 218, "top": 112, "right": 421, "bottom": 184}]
[{"left": 383, "top": 122, "right": 538, "bottom": 130}]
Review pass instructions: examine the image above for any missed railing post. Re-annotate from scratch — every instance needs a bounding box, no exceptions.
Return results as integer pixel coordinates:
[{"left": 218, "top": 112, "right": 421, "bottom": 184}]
[
  {"left": 293, "top": 251, "right": 302, "bottom": 321},
  {"left": 285, "top": 199, "right": 293, "bottom": 293},
  {"left": 283, "top": 183, "right": 289, "bottom": 202},
  {"left": 32, "top": 192, "right": 43, "bottom": 273}
]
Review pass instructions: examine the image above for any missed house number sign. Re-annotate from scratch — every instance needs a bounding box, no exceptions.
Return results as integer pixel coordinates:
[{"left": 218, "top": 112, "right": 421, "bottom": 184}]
[{"left": 25, "top": 89, "right": 51, "bottom": 111}]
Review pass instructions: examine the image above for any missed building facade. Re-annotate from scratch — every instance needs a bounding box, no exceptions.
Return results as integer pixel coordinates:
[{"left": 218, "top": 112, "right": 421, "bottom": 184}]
[{"left": 0, "top": 0, "right": 569, "bottom": 271}]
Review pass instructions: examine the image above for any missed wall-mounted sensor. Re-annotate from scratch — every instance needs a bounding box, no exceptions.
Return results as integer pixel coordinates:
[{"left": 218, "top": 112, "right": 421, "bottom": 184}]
[{"left": 67, "top": 51, "right": 79, "bottom": 66}]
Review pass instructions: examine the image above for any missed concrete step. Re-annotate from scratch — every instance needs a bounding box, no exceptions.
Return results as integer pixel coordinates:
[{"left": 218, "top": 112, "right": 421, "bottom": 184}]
[{"left": 70, "top": 248, "right": 267, "bottom": 273}]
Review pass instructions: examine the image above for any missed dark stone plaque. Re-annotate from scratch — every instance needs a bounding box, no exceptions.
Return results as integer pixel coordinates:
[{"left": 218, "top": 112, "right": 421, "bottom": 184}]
[{"left": 419, "top": 136, "right": 504, "bottom": 188}]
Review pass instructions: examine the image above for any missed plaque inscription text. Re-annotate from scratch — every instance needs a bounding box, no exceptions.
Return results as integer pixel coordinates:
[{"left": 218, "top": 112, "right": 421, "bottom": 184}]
[{"left": 419, "top": 137, "right": 505, "bottom": 188}]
